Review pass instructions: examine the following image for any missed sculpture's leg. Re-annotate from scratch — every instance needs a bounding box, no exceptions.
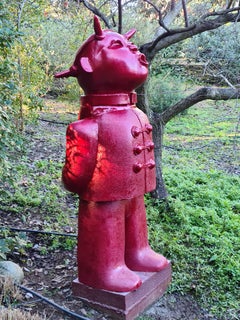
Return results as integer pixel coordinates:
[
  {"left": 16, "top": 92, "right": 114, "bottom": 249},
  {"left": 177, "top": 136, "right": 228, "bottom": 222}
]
[
  {"left": 125, "top": 195, "right": 169, "bottom": 272},
  {"left": 77, "top": 199, "right": 142, "bottom": 292}
]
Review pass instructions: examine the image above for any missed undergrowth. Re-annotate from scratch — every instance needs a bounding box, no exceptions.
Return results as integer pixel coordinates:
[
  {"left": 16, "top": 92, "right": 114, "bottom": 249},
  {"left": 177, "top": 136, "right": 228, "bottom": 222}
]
[
  {"left": 146, "top": 169, "right": 240, "bottom": 319},
  {"left": 0, "top": 156, "right": 78, "bottom": 222}
]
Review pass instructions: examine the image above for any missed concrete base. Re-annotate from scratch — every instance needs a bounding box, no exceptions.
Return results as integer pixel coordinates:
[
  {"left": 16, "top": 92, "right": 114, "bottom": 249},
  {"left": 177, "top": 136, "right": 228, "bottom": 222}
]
[{"left": 72, "top": 262, "right": 171, "bottom": 320}]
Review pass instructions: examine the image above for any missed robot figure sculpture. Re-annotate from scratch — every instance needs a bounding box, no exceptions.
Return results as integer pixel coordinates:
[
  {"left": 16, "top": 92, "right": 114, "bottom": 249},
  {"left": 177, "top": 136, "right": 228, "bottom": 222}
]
[{"left": 55, "top": 16, "right": 169, "bottom": 293}]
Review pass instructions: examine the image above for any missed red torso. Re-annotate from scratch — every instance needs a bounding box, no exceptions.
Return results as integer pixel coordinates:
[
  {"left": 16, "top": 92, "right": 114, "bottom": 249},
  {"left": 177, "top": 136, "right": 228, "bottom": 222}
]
[{"left": 62, "top": 100, "right": 156, "bottom": 201}]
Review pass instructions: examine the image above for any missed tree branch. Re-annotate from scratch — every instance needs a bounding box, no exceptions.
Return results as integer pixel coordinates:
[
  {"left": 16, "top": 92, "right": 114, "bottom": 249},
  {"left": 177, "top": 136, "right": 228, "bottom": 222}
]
[
  {"left": 182, "top": 0, "right": 189, "bottom": 27},
  {"left": 17, "top": 0, "right": 28, "bottom": 30},
  {"left": 161, "top": 86, "right": 240, "bottom": 124},
  {"left": 79, "top": 0, "right": 111, "bottom": 28},
  {"left": 143, "top": 0, "right": 170, "bottom": 32},
  {"left": 118, "top": 0, "right": 122, "bottom": 33},
  {"left": 141, "top": 7, "right": 240, "bottom": 61},
  {"left": 153, "top": 0, "right": 192, "bottom": 38}
]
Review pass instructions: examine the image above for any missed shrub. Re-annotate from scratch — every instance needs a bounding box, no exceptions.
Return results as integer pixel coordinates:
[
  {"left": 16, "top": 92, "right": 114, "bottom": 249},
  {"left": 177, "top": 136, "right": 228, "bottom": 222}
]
[{"left": 0, "top": 1, "right": 23, "bottom": 164}]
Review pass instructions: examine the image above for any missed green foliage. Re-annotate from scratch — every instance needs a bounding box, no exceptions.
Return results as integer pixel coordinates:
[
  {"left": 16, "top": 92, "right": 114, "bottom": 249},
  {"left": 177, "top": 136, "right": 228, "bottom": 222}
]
[
  {"left": 0, "top": 230, "right": 30, "bottom": 261},
  {"left": 0, "top": 148, "right": 78, "bottom": 231},
  {"left": 185, "top": 23, "right": 240, "bottom": 85},
  {"left": 146, "top": 169, "right": 240, "bottom": 319},
  {"left": 37, "top": 2, "right": 93, "bottom": 100},
  {"left": 0, "top": 154, "right": 78, "bottom": 257},
  {"left": 1, "top": 158, "right": 71, "bottom": 217},
  {"left": 40, "top": 235, "right": 76, "bottom": 254},
  {"left": 0, "top": 1, "right": 23, "bottom": 163},
  {"left": 148, "top": 72, "right": 186, "bottom": 112},
  {"left": 0, "top": 0, "right": 91, "bottom": 165},
  {"left": 163, "top": 100, "right": 239, "bottom": 174}
]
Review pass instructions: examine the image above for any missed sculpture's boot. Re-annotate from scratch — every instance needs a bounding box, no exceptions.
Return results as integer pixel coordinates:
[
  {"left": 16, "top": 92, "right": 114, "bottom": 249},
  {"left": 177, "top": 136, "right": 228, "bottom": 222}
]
[
  {"left": 125, "top": 195, "right": 169, "bottom": 272},
  {"left": 77, "top": 200, "right": 142, "bottom": 292}
]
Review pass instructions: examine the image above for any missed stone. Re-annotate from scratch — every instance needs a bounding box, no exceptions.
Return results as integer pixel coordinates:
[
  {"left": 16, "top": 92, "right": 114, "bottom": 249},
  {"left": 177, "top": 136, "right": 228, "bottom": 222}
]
[{"left": 0, "top": 260, "right": 24, "bottom": 283}]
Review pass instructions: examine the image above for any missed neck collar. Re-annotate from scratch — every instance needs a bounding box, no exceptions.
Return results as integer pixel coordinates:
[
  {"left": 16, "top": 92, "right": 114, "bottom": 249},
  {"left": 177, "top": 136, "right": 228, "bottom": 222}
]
[{"left": 81, "top": 92, "right": 137, "bottom": 106}]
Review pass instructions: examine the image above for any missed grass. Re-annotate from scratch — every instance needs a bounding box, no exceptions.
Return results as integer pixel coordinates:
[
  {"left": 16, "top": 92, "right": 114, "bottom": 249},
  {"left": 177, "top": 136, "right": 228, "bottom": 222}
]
[
  {"left": 163, "top": 100, "right": 239, "bottom": 173},
  {"left": 0, "top": 100, "right": 79, "bottom": 257},
  {"left": 0, "top": 98, "right": 239, "bottom": 319}
]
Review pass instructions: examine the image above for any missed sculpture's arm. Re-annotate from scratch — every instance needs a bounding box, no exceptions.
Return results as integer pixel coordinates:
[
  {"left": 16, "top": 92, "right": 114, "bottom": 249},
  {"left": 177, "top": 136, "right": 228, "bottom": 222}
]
[{"left": 62, "top": 119, "right": 98, "bottom": 194}]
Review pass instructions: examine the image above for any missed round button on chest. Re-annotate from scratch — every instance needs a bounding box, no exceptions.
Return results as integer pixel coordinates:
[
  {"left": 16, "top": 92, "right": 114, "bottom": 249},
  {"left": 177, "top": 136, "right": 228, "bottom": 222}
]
[
  {"left": 131, "top": 126, "right": 141, "bottom": 138},
  {"left": 133, "top": 163, "right": 143, "bottom": 173},
  {"left": 133, "top": 145, "right": 143, "bottom": 155},
  {"left": 147, "top": 160, "right": 156, "bottom": 169},
  {"left": 145, "top": 124, "right": 153, "bottom": 133},
  {"left": 147, "top": 142, "right": 154, "bottom": 151}
]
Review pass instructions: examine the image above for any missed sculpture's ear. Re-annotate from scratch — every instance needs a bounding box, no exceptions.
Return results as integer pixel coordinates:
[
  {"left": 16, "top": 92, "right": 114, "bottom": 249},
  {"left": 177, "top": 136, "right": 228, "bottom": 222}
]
[{"left": 80, "top": 57, "right": 93, "bottom": 73}]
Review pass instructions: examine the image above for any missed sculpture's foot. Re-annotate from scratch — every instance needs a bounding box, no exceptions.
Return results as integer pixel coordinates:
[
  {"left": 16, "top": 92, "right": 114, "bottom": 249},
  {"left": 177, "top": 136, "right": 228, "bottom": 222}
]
[
  {"left": 79, "top": 265, "right": 142, "bottom": 292},
  {"left": 126, "top": 247, "right": 169, "bottom": 272}
]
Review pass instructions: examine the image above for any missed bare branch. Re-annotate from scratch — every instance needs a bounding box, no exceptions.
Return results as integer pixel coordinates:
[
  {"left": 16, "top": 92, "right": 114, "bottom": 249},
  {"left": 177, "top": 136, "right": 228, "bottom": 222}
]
[
  {"left": 143, "top": 0, "right": 170, "bottom": 32},
  {"left": 182, "top": 0, "right": 189, "bottom": 27},
  {"left": 226, "top": 0, "right": 234, "bottom": 9},
  {"left": 80, "top": 0, "right": 111, "bottom": 28},
  {"left": 17, "top": 0, "right": 28, "bottom": 30},
  {"left": 154, "top": 0, "right": 194, "bottom": 39},
  {"left": 171, "top": 0, "right": 176, "bottom": 10},
  {"left": 161, "top": 86, "right": 240, "bottom": 124},
  {"left": 141, "top": 6, "right": 240, "bottom": 61},
  {"left": 199, "top": 6, "right": 240, "bottom": 20},
  {"left": 118, "top": 0, "right": 122, "bottom": 33},
  {"left": 218, "top": 74, "right": 236, "bottom": 89}
]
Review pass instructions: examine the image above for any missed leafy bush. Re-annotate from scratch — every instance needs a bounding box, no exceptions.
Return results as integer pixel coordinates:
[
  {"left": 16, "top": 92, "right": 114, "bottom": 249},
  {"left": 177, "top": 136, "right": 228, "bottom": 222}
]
[
  {"left": 37, "top": 4, "right": 92, "bottom": 99},
  {"left": 0, "top": 230, "right": 30, "bottom": 261}
]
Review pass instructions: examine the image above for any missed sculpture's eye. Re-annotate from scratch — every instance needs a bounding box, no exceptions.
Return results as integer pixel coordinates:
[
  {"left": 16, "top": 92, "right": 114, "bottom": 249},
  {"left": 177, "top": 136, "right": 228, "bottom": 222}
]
[{"left": 108, "top": 40, "right": 124, "bottom": 49}]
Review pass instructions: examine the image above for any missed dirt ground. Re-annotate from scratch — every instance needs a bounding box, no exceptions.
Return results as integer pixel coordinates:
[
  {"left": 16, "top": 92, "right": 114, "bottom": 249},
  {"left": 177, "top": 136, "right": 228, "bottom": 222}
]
[
  {"left": 0, "top": 239, "right": 217, "bottom": 319},
  {"left": 0, "top": 100, "right": 219, "bottom": 320}
]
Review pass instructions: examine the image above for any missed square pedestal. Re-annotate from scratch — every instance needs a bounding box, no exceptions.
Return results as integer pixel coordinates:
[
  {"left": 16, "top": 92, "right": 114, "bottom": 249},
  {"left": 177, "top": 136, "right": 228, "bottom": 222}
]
[{"left": 72, "top": 262, "right": 171, "bottom": 320}]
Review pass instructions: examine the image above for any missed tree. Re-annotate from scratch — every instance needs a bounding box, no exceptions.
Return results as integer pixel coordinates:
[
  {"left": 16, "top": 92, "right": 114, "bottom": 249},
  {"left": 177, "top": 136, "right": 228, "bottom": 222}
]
[
  {"left": 0, "top": 0, "right": 22, "bottom": 166},
  {"left": 138, "top": 1, "right": 240, "bottom": 198},
  {"left": 70, "top": 1, "right": 240, "bottom": 198}
]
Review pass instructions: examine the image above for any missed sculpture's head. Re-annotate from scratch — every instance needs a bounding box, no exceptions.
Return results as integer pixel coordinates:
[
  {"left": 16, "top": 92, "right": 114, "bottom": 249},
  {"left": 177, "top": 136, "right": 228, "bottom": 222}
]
[{"left": 54, "top": 16, "right": 148, "bottom": 94}]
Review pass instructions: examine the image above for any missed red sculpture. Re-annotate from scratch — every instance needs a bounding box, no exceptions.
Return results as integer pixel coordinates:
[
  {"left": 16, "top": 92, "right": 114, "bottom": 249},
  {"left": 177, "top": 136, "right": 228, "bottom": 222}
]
[{"left": 55, "top": 16, "right": 169, "bottom": 293}]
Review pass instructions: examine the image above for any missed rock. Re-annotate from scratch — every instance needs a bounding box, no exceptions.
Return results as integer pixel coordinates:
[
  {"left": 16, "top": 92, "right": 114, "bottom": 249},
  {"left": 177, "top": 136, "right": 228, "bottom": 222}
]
[{"left": 0, "top": 261, "right": 24, "bottom": 283}]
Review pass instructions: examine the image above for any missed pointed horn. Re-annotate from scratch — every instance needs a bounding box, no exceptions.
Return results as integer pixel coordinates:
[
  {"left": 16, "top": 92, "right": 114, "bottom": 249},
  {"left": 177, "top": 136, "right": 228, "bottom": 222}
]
[
  {"left": 94, "top": 15, "right": 104, "bottom": 40},
  {"left": 124, "top": 29, "right": 136, "bottom": 40}
]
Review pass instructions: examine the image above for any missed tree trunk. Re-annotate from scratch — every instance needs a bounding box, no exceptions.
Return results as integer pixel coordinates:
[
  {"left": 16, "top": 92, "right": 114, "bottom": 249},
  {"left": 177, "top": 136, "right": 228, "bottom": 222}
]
[
  {"left": 137, "top": 82, "right": 168, "bottom": 199},
  {"left": 151, "top": 114, "right": 168, "bottom": 199}
]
